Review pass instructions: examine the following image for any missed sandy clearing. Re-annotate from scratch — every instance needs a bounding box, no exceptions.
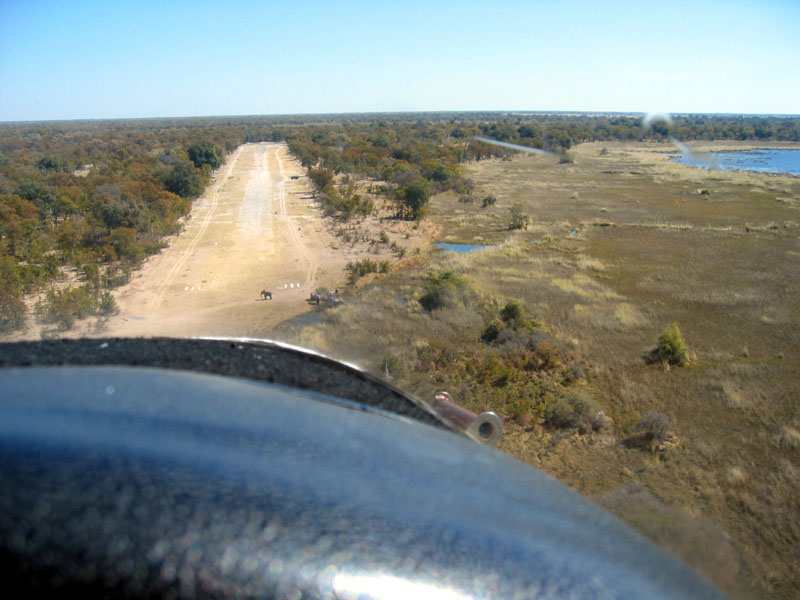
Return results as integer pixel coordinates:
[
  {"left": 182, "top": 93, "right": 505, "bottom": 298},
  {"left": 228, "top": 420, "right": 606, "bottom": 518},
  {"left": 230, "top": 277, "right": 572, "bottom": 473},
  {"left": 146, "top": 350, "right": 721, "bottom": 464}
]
[
  {"left": 96, "top": 142, "right": 346, "bottom": 339},
  {"left": 4, "top": 141, "right": 433, "bottom": 343}
]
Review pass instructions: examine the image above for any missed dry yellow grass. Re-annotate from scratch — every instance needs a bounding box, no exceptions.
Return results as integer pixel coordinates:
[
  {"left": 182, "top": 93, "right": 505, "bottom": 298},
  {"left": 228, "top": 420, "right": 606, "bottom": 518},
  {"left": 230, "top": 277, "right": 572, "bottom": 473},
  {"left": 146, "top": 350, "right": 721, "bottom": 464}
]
[
  {"left": 276, "top": 140, "right": 800, "bottom": 599},
  {"left": 775, "top": 426, "right": 800, "bottom": 449}
]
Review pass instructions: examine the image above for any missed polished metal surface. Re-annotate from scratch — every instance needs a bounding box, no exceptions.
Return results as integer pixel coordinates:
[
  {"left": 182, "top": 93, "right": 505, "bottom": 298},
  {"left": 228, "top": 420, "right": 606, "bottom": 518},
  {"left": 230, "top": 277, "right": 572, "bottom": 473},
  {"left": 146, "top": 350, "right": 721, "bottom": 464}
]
[{"left": 0, "top": 356, "right": 726, "bottom": 598}]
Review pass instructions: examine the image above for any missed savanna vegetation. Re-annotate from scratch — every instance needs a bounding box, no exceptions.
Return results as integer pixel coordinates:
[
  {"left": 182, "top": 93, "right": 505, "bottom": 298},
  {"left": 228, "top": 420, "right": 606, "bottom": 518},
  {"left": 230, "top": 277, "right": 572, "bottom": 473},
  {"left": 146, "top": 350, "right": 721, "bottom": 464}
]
[
  {"left": 0, "top": 121, "right": 248, "bottom": 333},
  {"left": 271, "top": 121, "right": 799, "bottom": 600},
  {"left": 3, "top": 113, "right": 798, "bottom": 332},
  {"left": 2, "top": 112, "right": 800, "bottom": 598}
]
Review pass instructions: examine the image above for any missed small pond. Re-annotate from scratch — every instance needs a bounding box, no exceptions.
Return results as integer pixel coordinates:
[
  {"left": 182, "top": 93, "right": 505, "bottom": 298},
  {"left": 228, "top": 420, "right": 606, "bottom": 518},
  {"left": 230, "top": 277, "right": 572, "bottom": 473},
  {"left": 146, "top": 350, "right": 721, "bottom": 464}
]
[
  {"left": 670, "top": 148, "right": 800, "bottom": 175},
  {"left": 435, "top": 242, "right": 497, "bottom": 253}
]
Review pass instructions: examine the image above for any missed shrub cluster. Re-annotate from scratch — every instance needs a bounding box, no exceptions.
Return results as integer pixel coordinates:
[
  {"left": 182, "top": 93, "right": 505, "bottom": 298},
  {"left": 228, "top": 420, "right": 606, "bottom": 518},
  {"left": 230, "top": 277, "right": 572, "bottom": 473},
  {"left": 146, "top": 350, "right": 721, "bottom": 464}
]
[
  {"left": 378, "top": 354, "right": 405, "bottom": 378},
  {"left": 0, "top": 288, "right": 26, "bottom": 333},
  {"left": 321, "top": 183, "right": 374, "bottom": 220},
  {"left": 481, "top": 301, "right": 567, "bottom": 376},
  {"left": 482, "top": 300, "right": 541, "bottom": 342},
  {"left": 624, "top": 411, "right": 672, "bottom": 451},
  {"left": 637, "top": 411, "right": 670, "bottom": 442},
  {"left": 545, "top": 393, "right": 598, "bottom": 430},
  {"left": 346, "top": 258, "right": 390, "bottom": 283},
  {"left": 35, "top": 285, "right": 118, "bottom": 330},
  {"left": 419, "top": 271, "right": 471, "bottom": 312}
]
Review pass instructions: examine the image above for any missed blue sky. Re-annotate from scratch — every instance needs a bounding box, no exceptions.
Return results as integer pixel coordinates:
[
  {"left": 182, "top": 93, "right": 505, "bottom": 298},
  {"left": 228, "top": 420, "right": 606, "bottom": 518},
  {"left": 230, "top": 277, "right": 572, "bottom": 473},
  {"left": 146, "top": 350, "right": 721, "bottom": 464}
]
[{"left": 1, "top": 0, "right": 798, "bottom": 121}]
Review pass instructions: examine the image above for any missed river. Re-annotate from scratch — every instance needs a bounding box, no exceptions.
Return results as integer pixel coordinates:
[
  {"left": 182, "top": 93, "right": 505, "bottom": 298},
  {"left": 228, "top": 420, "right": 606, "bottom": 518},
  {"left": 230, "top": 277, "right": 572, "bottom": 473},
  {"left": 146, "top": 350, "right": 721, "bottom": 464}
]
[{"left": 671, "top": 148, "right": 800, "bottom": 175}]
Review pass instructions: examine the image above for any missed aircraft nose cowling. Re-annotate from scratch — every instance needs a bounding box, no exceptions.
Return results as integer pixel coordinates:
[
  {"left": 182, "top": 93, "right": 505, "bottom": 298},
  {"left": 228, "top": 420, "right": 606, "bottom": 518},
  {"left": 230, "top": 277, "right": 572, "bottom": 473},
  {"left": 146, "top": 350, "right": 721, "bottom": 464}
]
[{"left": 0, "top": 358, "right": 726, "bottom": 599}]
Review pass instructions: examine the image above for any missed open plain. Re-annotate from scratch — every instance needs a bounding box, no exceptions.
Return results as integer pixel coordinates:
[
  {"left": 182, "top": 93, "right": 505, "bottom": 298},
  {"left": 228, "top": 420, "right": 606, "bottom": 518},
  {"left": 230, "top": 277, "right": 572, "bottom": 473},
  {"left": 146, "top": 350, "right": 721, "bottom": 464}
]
[{"left": 275, "top": 141, "right": 800, "bottom": 599}]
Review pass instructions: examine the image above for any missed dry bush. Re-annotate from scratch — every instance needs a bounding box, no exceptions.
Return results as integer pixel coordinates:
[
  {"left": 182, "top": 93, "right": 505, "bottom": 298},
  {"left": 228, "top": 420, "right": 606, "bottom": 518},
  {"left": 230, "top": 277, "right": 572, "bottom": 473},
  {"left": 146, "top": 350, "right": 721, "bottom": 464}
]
[
  {"left": 637, "top": 411, "right": 670, "bottom": 442},
  {"left": 707, "top": 379, "right": 749, "bottom": 409},
  {"left": 509, "top": 204, "right": 529, "bottom": 230},
  {"left": 378, "top": 354, "right": 406, "bottom": 378},
  {"left": 623, "top": 412, "right": 673, "bottom": 452},
  {"left": 613, "top": 302, "right": 647, "bottom": 327},
  {"left": 726, "top": 466, "right": 748, "bottom": 487},
  {"left": 545, "top": 393, "right": 597, "bottom": 431},
  {"left": 563, "top": 362, "right": 585, "bottom": 384},
  {"left": 97, "top": 291, "right": 119, "bottom": 316},
  {"left": 774, "top": 426, "right": 800, "bottom": 450},
  {"left": 576, "top": 256, "right": 606, "bottom": 272},
  {"left": 35, "top": 285, "right": 97, "bottom": 331},
  {"left": 529, "top": 340, "right": 561, "bottom": 371},
  {"left": 0, "top": 289, "right": 27, "bottom": 333}
]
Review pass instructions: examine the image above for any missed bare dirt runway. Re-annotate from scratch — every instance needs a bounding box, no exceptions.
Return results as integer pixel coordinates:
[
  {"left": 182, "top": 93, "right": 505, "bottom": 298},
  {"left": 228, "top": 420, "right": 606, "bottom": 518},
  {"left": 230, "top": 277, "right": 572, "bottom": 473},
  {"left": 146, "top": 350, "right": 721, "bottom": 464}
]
[{"left": 101, "top": 142, "right": 343, "bottom": 339}]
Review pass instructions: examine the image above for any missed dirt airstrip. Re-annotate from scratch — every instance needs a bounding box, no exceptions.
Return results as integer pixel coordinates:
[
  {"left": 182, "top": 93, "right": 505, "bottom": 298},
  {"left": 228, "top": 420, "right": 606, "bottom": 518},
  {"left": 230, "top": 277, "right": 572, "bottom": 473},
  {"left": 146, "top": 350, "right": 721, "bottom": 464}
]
[{"left": 98, "top": 142, "right": 347, "bottom": 339}]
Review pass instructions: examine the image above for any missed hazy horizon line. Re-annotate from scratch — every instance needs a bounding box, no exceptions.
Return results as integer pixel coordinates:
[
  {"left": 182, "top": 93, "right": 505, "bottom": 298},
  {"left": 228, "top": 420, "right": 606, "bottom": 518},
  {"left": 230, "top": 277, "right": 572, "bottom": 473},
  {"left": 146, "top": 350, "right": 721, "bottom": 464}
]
[{"left": 2, "top": 109, "right": 799, "bottom": 126}]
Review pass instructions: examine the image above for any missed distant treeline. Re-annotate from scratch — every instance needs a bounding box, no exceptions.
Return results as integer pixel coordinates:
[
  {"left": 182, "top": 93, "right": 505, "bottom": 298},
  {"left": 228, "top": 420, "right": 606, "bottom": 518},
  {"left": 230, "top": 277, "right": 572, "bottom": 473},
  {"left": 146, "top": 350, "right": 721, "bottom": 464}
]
[
  {"left": 284, "top": 113, "right": 800, "bottom": 177},
  {"left": 1, "top": 112, "right": 798, "bottom": 332}
]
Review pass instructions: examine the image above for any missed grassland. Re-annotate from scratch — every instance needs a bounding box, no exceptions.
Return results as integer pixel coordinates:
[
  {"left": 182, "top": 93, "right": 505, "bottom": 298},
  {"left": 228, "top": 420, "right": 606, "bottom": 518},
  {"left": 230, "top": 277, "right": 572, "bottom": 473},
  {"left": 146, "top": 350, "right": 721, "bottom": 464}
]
[{"left": 274, "top": 141, "right": 800, "bottom": 599}]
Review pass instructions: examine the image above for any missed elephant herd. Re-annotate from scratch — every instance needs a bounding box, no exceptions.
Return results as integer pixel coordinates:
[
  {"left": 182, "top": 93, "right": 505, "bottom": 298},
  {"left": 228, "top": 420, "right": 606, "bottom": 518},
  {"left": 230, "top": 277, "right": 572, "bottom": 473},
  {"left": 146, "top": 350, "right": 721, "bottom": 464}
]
[
  {"left": 259, "top": 288, "right": 340, "bottom": 304},
  {"left": 309, "top": 289, "right": 339, "bottom": 305}
]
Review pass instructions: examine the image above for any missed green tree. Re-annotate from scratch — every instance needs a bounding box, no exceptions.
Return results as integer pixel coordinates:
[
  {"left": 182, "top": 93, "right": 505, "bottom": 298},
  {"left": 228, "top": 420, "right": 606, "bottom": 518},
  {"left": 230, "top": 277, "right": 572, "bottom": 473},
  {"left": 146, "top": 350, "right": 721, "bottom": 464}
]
[
  {"left": 36, "top": 156, "right": 71, "bottom": 172},
  {"left": 0, "top": 256, "right": 23, "bottom": 296},
  {"left": 419, "top": 270, "right": 470, "bottom": 312},
  {"left": 187, "top": 141, "right": 223, "bottom": 170},
  {"left": 397, "top": 179, "right": 430, "bottom": 220},
  {"left": 165, "top": 161, "right": 205, "bottom": 198},
  {"left": 82, "top": 263, "right": 101, "bottom": 289},
  {"left": 647, "top": 323, "right": 689, "bottom": 366},
  {"left": 421, "top": 160, "right": 451, "bottom": 183},
  {"left": 500, "top": 299, "right": 524, "bottom": 323},
  {"left": 308, "top": 168, "right": 334, "bottom": 191},
  {"left": 0, "top": 198, "right": 38, "bottom": 257},
  {"left": 55, "top": 221, "right": 81, "bottom": 258},
  {"left": 108, "top": 227, "right": 144, "bottom": 262},
  {"left": 95, "top": 187, "right": 147, "bottom": 232},
  {"left": 15, "top": 181, "right": 63, "bottom": 223}
]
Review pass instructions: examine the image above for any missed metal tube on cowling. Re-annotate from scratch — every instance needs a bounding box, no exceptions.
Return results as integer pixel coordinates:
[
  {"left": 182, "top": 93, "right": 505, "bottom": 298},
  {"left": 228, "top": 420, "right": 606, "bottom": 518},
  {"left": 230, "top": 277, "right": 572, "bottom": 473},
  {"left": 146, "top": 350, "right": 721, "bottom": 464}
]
[{"left": 431, "top": 391, "right": 503, "bottom": 446}]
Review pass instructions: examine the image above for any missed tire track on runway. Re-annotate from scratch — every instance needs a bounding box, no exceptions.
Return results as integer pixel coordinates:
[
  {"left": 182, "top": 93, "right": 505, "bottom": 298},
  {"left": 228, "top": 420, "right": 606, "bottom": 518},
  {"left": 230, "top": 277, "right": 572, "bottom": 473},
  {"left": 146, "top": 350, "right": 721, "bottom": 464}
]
[
  {"left": 146, "top": 146, "right": 243, "bottom": 316},
  {"left": 274, "top": 147, "right": 318, "bottom": 290}
]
